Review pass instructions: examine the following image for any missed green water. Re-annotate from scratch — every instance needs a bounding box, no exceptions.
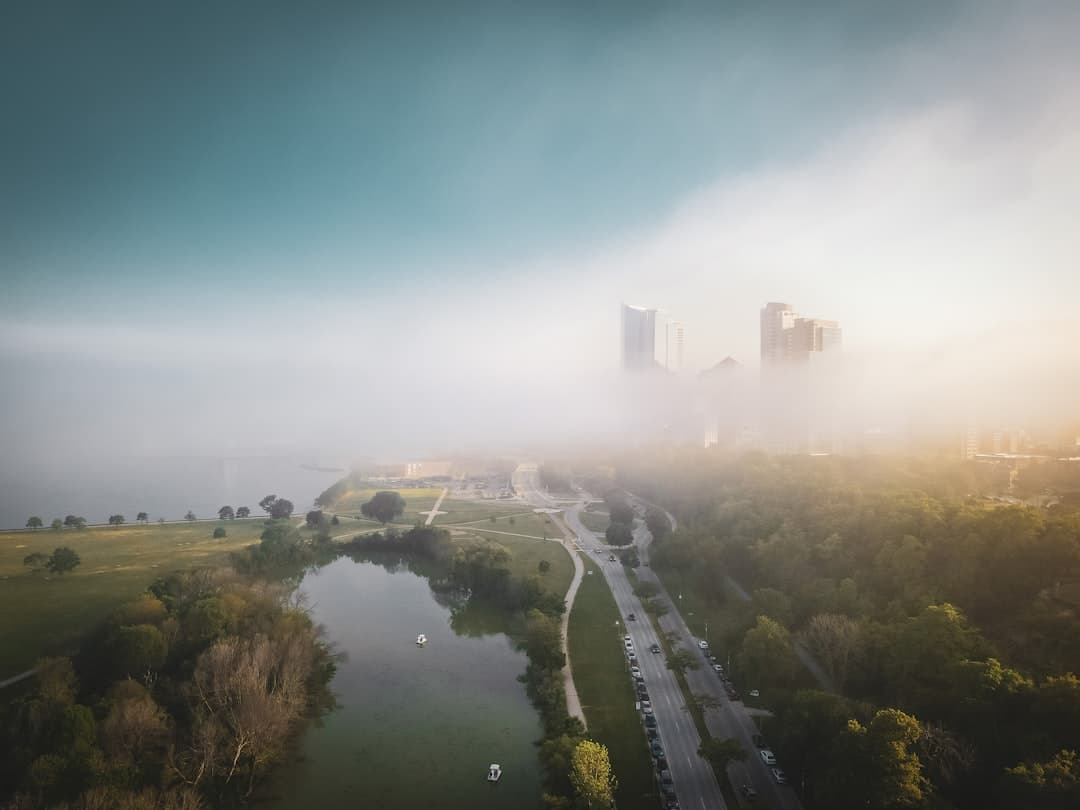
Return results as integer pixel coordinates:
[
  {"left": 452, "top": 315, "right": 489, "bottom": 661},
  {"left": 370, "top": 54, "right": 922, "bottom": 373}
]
[{"left": 266, "top": 553, "right": 544, "bottom": 810}]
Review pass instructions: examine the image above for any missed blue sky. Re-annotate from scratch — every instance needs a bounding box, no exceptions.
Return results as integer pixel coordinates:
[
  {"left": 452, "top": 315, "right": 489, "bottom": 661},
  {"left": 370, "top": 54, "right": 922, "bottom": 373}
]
[{"left": 2, "top": 0, "right": 977, "bottom": 310}]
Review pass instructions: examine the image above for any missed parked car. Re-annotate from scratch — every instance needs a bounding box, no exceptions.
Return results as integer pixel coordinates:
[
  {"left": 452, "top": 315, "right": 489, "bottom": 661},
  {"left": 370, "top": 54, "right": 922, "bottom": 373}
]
[
  {"left": 645, "top": 715, "right": 657, "bottom": 728},
  {"left": 772, "top": 768, "right": 787, "bottom": 785},
  {"left": 752, "top": 733, "right": 767, "bottom": 749},
  {"left": 647, "top": 727, "right": 658, "bottom": 741},
  {"left": 630, "top": 666, "right": 642, "bottom": 678},
  {"left": 641, "top": 699, "right": 652, "bottom": 712},
  {"left": 759, "top": 749, "right": 777, "bottom": 766},
  {"left": 659, "top": 770, "right": 675, "bottom": 796},
  {"left": 629, "top": 655, "right": 639, "bottom": 667},
  {"left": 657, "top": 756, "right": 668, "bottom": 771},
  {"left": 665, "top": 799, "right": 680, "bottom": 810},
  {"left": 624, "top": 634, "right": 632, "bottom": 643},
  {"left": 749, "top": 689, "right": 760, "bottom": 698},
  {"left": 650, "top": 741, "right": 664, "bottom": 758},
  {"left": 712, "top": 664, "right": 724, "bottom": 674},
  {"left": 740, "top": 784, "right": 759, "bottom": 802},
  {"left": 697, "top": 640, "right": 709, "bottom": 650}
]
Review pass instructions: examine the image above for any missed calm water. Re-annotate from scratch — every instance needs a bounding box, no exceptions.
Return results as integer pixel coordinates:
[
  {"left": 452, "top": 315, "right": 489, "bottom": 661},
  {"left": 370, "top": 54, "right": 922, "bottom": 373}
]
[
  {"left": 267, "top": 553, "right": 544, "bottom": 810},
  {"left": 0, "top": 455, "right": 345, "bottom": 529}
]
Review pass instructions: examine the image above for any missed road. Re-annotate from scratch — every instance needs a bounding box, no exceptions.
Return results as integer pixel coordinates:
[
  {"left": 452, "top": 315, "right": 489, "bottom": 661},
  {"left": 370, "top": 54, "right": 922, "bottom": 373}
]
[
  {"left": 622, "top": 497, "right": 806, "bottom": 810},
  {"left": 514, "top": 465, "right": 726, "bottom": 810}
]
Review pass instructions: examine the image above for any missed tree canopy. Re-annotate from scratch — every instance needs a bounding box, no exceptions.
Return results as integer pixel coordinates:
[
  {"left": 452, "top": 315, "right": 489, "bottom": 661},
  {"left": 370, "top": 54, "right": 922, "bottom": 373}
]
[{"left": 361, "top": 491, "right": 407, "bottom": 524}]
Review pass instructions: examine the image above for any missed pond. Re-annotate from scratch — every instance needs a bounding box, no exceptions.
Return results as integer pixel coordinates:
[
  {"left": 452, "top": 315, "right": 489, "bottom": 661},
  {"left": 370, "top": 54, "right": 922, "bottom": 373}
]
[{"left": 266, "top": 553, "right": 544, "bottom": 810}]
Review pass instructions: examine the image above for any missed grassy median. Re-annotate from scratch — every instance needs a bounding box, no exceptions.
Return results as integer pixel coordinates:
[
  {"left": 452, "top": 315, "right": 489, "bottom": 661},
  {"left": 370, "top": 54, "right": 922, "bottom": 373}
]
[{"left": 568, "top": 566, "right": 659, "bottom": 810}]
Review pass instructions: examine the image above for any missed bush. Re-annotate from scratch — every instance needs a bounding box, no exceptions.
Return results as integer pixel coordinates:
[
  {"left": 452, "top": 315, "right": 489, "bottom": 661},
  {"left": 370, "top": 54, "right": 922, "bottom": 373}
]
[{"left": 212, "top": 527, "right": 226, "bottom": 538}]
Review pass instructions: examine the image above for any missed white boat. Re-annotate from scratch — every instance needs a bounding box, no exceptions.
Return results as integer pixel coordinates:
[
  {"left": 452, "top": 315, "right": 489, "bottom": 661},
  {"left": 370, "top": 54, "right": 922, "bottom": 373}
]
[
  {"left": 487, "top": 764, "right": 502, "bottom": 783},
  {"left": 416, "top": 634, "right": 427, "bottom": 646}
]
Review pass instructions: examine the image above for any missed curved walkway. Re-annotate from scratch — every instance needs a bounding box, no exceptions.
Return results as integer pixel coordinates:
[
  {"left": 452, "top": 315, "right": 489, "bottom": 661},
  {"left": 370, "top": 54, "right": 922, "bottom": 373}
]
[{"left": 548, "top": 511, "right": 586, "bottom": 726}]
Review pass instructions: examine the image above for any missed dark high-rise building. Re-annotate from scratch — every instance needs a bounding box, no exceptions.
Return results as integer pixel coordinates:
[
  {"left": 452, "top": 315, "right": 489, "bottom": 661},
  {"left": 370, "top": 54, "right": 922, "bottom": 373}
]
[{"left": 621, "top": 304, "right": 658, "bottom": 370}]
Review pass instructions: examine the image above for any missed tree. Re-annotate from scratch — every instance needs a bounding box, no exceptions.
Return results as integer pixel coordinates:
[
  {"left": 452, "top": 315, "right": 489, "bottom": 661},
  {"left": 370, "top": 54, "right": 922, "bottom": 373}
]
[
  {"left": 23, "top": 552, "right": 50, "bottom": 573},
  {"left": 361, "top": 491, "right": 407, "bottom": 524},
  {"left": 1002, "top": 749, "right": 1080, "bottom": 810},
  {"left": 26, "top": 516, "right": 43, "bottom": 530},
  {"left": 525, "top": 609, "right": 565, "bottom": 671},
  {"left": 801, "top": 613, "right": 861, "bottom": 690},
  {"left": 47, "top": 547, "right": 81, "bottom": 575},
  {"left": 751, "top": 587, "right": 793, "bottom": 626},
  {"left": 270, "top": 498, "right": 295, "bottom": 520},
  {"left": 50, "top": 518, "right": 63, "bottom": 531},
  {"left": 184, "top": 510, "right": 196, "bottom": 522},
  {"left": 698, "top": 737, "right": 747, "bottom": 772},
  {"left": 236, "top": 506, "right": 251, "bottom": 519},
  {"left": 218, "top": 505, "right": 235, "bottom": 521},
  {"left": 821, "top": 708, "right": 929, "bottom": 810},
  {"left": 538, "top": 559, "right": 552, "bottom": 575},
  {"left": 258, "top": 494, "right": 278, "bottom": 515},
  {"left": 106, "top": 624, "right": 168, "bottom": 678},
  {"left": 136, "top": 512, "right": 149, "bottom": 524},
  {"left": 645, "top": 507, "right": 670, "bottom": 541},
  {"left": 331, "top": 514, "right": 339, "bottom": 526},
  {"left": 213, "top": 527, "right": 227, "bottom": 538},
  {"left": 108, "top": 514, "right": 125, "bottom": 526},
  {"left": 605, "top": 522, "right": 633, "bottom": 546},
  {"left": 738, "top": 615, "right": 797, "bottom": 688},
  {"left": 64, "top": 515, "right": 87, "bottom": 530},
  {"left": 305, "top": 509, "right": 324, "bottom": 528},
  {"left": 569, "top": 739, "right": 616, "bottom": 809},
  {"left": 666, "top": 647, "right": 699, "bottom": 676}
]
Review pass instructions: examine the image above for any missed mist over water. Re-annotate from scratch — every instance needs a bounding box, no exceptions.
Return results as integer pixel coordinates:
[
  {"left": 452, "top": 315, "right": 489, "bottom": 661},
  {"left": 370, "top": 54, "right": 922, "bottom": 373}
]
[{"left": 0, "top": 455, "right": 344, "bottom": 530}]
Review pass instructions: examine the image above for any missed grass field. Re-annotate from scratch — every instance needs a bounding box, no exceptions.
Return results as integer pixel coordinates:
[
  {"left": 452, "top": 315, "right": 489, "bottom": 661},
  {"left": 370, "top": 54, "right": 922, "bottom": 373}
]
[
  {"left": 577, "top": 510, "right": 609, "bottom": 534},
  {"left": 0, "top": 520, "right": 270, "bottom": 677},
  {"left": 330, "top": 487, "right": 446, "bottom": 523},
  {"left": 448, "top": 529, "right": 574, "bottom": 597},
  {"left": 568, "top": 566, "right": 659, "bottom": 810}
]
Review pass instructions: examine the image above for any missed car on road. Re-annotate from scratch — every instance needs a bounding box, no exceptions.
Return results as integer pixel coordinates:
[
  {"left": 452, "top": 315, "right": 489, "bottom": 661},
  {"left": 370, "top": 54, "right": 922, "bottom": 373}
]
[
  {"left": 650, "top": 643, "right": 662, "bottom": 654},
  {"left": 772, "top": 768, "right": 787, "bottom": 784},
  {"left": 627, "top": 612, "right": 636, "bottom": 621},
  {"left": 608, "top": 554, "right": 617, "bottom": 561},
  {"left": 664, "top": 799, "right": 680, "bottom": 810},
  {"left": 760, "top": 749, "right": 777, "bottom": 766},
  {"left": 697, "top": 640, "right": 709, "bottom": 650},
  {"left": 726, "top": 686, "right": 741, "bottom": 701},
  {"left": 740, "top": 784, "right": 759, "bottom": 802},
  {"left": 752, "top": 733, "right": 767, "bottom": 749},
  {"left": 659, "top": 770, "right": 675, "bottom": 796},
  {"left": 749, "top": 689, "right": 760, "bottom": 698}
]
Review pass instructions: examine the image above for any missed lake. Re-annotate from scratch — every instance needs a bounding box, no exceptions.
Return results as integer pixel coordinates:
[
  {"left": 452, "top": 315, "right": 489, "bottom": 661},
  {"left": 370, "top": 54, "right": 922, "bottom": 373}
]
[{"left": 266, "top": 552, "right": 544, "bottom": 810}]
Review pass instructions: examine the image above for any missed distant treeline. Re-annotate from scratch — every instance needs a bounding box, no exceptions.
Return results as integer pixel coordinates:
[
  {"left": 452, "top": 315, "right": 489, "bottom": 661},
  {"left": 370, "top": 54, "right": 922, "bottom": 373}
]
[{"left": 621, "top": 449, "right": 1080, "bottom": 810}]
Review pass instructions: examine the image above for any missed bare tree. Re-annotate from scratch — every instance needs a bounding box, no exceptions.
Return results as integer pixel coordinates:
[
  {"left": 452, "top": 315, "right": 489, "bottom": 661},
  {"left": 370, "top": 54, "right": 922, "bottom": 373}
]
[
  {"left": 918, "top": 721, "right": 975, "bottom": 786},
  {"left": 800, "top": 613, "right": 861, "bottom": 690},
  {"left": 179, "top": 629, "right": 316, "bottom": 795}
]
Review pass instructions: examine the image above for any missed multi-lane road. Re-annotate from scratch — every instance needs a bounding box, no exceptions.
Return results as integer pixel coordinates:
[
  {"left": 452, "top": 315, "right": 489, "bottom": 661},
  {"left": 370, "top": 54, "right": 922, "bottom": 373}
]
[
  {"left": 515, "top": 463, "right": 726, "bottom": 810},
  {"left": 513, "top": 463, "right": 805, "bottom": 810}
]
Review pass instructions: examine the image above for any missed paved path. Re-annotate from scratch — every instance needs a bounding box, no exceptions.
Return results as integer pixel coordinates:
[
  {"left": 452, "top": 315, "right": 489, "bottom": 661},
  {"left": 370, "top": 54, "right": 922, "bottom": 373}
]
[
  {"left": 513, "top": 463, "right": 587, "bottom": 727},
  {"left": 0, "top": 668, "right": 36, "bottom": 690},
  {"left": 420, "top": 488, "right": 449, "bottom": 525}
]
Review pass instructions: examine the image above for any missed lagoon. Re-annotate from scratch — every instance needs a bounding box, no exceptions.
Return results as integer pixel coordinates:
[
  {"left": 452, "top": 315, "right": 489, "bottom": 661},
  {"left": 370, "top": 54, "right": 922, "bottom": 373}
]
[{"left": 267, "top": 553, "right": 544, "bottom": 810}]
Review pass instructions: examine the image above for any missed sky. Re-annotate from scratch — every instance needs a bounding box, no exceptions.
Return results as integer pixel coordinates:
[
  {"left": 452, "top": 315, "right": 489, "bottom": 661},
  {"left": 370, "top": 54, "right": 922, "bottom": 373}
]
[{"left": 2, "top": 0, "right": 1079, "bottom": 473}]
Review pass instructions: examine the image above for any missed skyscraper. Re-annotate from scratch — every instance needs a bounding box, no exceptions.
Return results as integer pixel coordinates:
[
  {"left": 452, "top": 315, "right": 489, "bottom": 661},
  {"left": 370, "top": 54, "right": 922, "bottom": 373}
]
[
  {"left": 760, "top": 303, "right": 842, "bottom": 365},
  {"left": 760, "top": 302, "right": 797, "bottom": 366},
  {"left": 621, "top": 304, "right": 658, "bottom": 370},
  {"left": 664, "top": 320, "right": 685, "bottom": 372}
]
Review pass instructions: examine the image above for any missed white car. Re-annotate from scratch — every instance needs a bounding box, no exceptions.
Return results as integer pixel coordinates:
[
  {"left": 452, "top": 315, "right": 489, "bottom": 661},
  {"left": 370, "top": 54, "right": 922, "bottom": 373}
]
[
  {"left": 630, "top": 666, "right": 642, "bottom": 678},
  {"left": 697, "top": 640, "right": 709, "bottom": 650},
  {"left": 712, "top": 664, "right": 724, "bottom": 674},
  {"left": 772, "top": 768, "right": 787, "bottom": 785},
  {"left": 760, "top": 750, "right": 777, "bottom": 766}
]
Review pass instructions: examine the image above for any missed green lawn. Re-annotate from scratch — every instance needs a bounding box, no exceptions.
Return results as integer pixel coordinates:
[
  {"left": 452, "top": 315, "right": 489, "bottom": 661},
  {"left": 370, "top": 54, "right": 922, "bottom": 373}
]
[
  {"left": 449, "top": 511, "right": 562, "bottom": 540},
  {"left": 329, "top": 486, "right": 446, "bottom": 524},
  {"left": 568, "top": 567, "right": 659, "bottom": 810},
  {"left": 0, "top": 520, "right": 270, "bottom": 677},
  {"left": 448, "top": 530, "right": 574, "bottom": 597},
  {"left": 578, "top": 510, "right": 609, "bottom": 534},
  {"left": 432, "top": 498, "right": 526, "bottom": 524}
]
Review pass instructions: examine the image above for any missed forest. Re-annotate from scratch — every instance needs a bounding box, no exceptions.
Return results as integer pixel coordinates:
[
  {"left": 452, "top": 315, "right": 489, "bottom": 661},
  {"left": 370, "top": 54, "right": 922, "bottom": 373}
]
[{"left": 619, "top": 450, "right": 1080, "bottom": 810}]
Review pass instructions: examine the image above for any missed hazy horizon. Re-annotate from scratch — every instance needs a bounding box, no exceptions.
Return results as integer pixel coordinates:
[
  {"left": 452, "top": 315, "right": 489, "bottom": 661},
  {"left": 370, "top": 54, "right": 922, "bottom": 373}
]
[{"left": 2, "top": 1, "right": 1078, "bottom": 470}]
